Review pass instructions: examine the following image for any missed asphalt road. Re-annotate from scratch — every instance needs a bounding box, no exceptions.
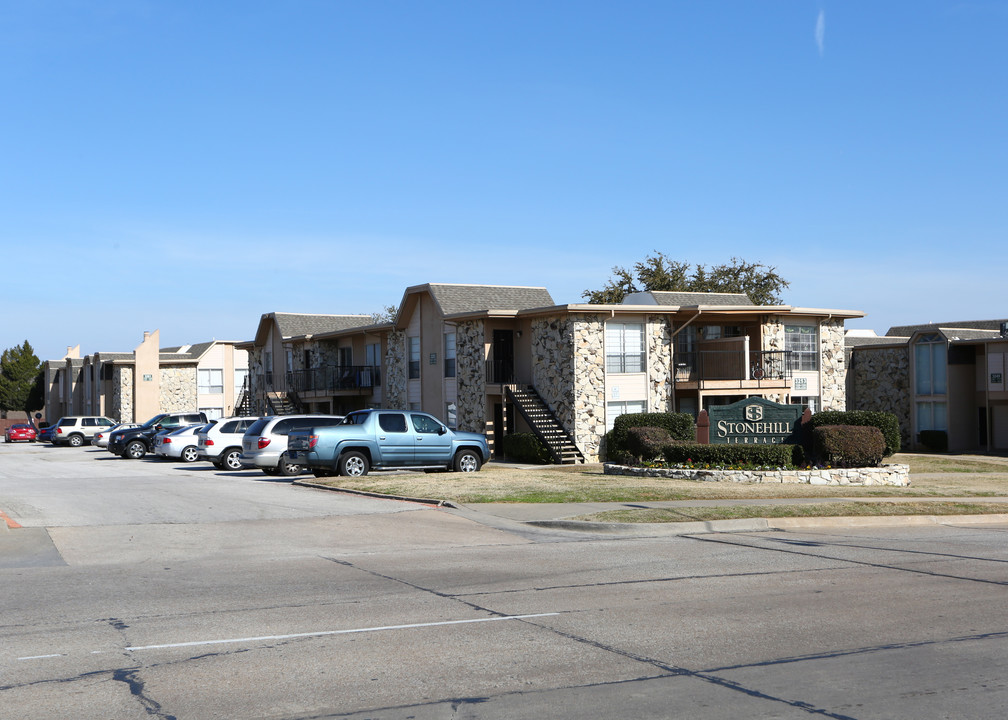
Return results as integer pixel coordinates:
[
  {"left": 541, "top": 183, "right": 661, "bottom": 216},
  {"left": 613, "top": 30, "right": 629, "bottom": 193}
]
[{"left": 2, "top": 442, "right": 1008, "bottom": 719}]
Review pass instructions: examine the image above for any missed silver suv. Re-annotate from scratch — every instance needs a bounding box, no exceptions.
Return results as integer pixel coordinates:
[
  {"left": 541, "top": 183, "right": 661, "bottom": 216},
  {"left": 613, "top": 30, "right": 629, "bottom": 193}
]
[
  {"left": 240, "top": 415, "right": 344, "bottom": 476},
  {"left": 197, "top": 416, "right": 259, "bottom": 470},
  {"left": 50, "top": 416, "right": 117, "bottom": 447}
]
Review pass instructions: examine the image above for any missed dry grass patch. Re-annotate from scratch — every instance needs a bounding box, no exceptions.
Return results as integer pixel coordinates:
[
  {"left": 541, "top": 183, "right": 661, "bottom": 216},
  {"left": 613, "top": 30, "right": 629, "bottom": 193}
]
[{"left": 310, "top": 453, "right": 1008, "bottom": 504}]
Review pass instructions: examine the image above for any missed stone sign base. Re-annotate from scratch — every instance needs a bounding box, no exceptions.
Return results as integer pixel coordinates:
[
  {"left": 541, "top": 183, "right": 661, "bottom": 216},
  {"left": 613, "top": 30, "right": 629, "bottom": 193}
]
[{"left": 604, "top": 463, "right": 910, "bottom": 486}]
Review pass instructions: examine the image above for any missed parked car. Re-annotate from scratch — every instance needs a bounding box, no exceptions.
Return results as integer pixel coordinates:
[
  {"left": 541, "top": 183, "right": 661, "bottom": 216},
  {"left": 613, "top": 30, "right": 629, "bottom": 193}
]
[
  {"left": 93, "top": 423, "right": 139, "bottom": 448},
  {"left": 197, "top": 416, "right": 260, "bottom": 470},
  {"left": 5, "top": 423, "right": 37, "bottom": 443},
  {"left": 36, "top": 423, "right": 57, "bottom": 442},
  {"left": 153, "top": 424, "right": 206, "bottom": 462},
  {"left": 108, "top": 412, "right": 209, "bottom": 459},
  {"left": 50, "top": 416, "right": 117, "bottom": 447},
  {"left": 287, "top": 409, "right": 489, "bottom": 477},
  {"left": 240, "top": 415, "right": 344, "bottom": 476}
]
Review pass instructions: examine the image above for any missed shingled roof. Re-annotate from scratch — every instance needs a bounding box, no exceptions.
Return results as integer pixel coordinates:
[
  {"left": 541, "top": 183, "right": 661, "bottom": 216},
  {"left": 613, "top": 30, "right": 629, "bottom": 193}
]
[
  {"left": 886, "top": 319, "right": 1008, "bottom": 337},
  {"left": 624, "top": 290, "right": 754, "bottom": 307},
  {"left": 268, "top": 313, "right": 373, "bottom": 339},
  {"left": 419, "top": 284, "right": 555, "bottom": 316}
]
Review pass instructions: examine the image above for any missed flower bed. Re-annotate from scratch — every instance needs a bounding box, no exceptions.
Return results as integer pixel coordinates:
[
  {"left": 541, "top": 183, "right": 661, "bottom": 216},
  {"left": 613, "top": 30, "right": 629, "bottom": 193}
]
[{"left": 604, "top": 463, "right": 910, "bottom": 486}]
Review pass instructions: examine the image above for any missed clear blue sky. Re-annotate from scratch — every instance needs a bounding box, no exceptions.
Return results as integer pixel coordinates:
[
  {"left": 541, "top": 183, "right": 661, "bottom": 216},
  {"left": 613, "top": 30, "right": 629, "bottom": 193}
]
[{"left": 2, "top": 1, "right": 1004, "bottom": 361}]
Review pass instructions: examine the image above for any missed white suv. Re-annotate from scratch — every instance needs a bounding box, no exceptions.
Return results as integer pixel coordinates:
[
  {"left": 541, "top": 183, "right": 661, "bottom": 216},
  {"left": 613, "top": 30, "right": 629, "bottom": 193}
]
[
  {"left": 50, "top": 416, "right": 117, "bottom": 447},
  {"left": 197, "top": 416, "right": 259, "bottom": 470},
  {"left": 240, "top": 415, "right": 344, "bottom": 476}
]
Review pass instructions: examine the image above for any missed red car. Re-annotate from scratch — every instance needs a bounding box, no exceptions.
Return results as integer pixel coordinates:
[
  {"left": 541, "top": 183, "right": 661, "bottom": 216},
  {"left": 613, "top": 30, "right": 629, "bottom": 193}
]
[{"left": 5, "top": 423, "right": 37, "bottom": 443}]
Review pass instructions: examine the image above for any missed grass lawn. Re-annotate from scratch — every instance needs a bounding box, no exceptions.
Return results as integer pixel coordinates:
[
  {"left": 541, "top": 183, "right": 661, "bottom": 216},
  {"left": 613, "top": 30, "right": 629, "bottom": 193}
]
[{"left": 308, "top": 453, "right": 1008, "bottom": 521}]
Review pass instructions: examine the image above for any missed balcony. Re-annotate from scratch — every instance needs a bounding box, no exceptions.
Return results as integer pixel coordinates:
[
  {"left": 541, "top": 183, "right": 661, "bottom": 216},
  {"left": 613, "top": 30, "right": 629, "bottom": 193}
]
[
  {"left": 674, "top": 350, "right": 792, "bottom": 390},
  {"left": 287, "top": 366, "right": 381, "bottom": 395}
]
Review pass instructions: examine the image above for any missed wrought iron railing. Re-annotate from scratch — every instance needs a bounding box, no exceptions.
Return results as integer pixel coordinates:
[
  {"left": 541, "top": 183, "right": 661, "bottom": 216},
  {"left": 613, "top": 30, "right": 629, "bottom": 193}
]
[
  {"left": 485, "top": 359, "right": 515, "bottom": 385},
  {"left": 286, "top": 365, "right": 381, "bottom": 393},
  {"left": 674, "top": 350, "right": 793, "bottom": 384}
]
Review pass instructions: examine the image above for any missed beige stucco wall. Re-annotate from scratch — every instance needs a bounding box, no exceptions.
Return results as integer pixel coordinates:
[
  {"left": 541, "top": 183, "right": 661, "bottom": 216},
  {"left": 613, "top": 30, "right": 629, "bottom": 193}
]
[{"left": 134, "top": 331, "right": 160, "bottom": 423}]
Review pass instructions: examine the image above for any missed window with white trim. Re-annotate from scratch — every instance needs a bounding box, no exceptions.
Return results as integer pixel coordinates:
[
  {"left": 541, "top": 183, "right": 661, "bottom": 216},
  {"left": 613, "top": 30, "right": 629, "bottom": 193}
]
[
  {"left": 606, "top": 400, "right": 646, "bottom": 432},
  {"left": 198, "top": 369, "right": 223, "bottom": 394},
  {"left": 605, "top": 322, "right": 645, "bottom": 374},
  {"left": 444, "top": 333, "right": 456, "bottom": 378},
  {"left": 785, "top": 325, "right": 818, "bottom": 371},
  {"left": 408, "top": 337, "right": 420, "bottom": 379}
]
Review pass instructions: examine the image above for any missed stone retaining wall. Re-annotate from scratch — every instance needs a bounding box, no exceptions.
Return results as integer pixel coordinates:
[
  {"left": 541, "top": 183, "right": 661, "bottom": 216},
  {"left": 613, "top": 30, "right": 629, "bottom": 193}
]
[{"left": 605, "top": 463, "right": 910, "bottom": 486}]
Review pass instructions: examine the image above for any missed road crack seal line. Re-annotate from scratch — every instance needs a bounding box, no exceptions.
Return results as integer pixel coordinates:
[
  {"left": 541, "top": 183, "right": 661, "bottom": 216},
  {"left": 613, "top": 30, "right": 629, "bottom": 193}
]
[
  {"left": 684, "top": 533, "right": 1008, "bottom": 587},
  {"left": 318, "top": 555, "right": 855, "bottom": 718},
  {"left": 112, "top": 669, "right": 177, "bottom": 719}
]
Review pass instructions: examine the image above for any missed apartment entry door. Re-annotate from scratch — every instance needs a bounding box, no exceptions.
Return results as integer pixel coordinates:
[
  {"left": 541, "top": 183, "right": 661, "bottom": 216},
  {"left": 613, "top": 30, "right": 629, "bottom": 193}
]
[{"left": 492, "top": 330, "right": 514, "bottom": 384}]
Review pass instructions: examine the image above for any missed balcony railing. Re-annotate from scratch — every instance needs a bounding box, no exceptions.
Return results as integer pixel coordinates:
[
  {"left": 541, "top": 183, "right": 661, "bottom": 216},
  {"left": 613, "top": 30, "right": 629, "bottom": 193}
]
[
  {"left": 486, "top": 359, "right": 515, "bottom": 385},
  {"left": 287, "top": 365, "right": 381, "bottom": 394},
  {"left": 674, "top": 350, "right": 793, "bottom": 384}
]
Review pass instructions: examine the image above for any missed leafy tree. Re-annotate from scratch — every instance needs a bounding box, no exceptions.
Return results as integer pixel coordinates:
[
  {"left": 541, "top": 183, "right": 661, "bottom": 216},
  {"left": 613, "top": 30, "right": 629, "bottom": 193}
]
[
  {"left": 0, "top": 341, "right": 44, "bottom": 420},
  {"left": 369, "top": 305, "right": 398, "bottom": 324},
  {"left": 583, "top": 252, "right": 790, "bottom": 305}
]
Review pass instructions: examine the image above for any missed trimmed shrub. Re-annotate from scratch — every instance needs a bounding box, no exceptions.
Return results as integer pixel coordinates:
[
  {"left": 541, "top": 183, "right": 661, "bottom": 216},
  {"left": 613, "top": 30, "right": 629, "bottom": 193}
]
[
  {"left": 812, "top": 425, "right": 885, "bottom": 468},
  {"left": 609, "top": 412, "right": 695, "bottom": 459},
  {"left": 918, "top": 430, "right": 948, "bottom": 452},
  {"left": 809, "top": 410, "right": 901, "bottom": 456},
  {"left": 501, "top": 433, "right": 552, "bottom": 464},
  {"left": 625, "top": 426, "right": 673, "bottom": 461},
  {"left": 662, "top": 442, "right": 803, "bottom": 468}
]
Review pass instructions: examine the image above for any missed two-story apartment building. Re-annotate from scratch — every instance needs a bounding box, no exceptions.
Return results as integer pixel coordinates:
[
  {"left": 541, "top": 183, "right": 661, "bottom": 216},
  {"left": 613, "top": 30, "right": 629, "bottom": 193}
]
[
  {"left": 241, "top": 283, "right": 860, "bottom": 462},
  {"left": 847, "top": 319, "right": 1008, "bottom": 452},
  {"left": 44, "top": 330, "right": 249, "bottom": 424}
]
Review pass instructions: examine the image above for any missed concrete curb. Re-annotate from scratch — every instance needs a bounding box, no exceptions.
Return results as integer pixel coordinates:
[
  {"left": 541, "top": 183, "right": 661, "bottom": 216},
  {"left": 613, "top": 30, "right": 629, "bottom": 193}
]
[
  {"left": 293, "top": 480, "right": 458, "bottom": 508},
  {"left": 528, "top": 513, "right": 1008, "bottom": 535}
]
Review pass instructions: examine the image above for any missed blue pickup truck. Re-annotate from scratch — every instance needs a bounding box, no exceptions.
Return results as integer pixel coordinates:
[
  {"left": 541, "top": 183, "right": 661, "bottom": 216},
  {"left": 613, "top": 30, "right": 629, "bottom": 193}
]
[{"left": 287, "top": 409, "right": 490, "bottom": 477}]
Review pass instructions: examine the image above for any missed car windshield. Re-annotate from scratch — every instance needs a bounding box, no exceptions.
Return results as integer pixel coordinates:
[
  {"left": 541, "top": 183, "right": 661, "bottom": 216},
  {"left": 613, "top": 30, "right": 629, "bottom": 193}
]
[{"left": 140, "top": 415, "right": 167, "bottom": 429}]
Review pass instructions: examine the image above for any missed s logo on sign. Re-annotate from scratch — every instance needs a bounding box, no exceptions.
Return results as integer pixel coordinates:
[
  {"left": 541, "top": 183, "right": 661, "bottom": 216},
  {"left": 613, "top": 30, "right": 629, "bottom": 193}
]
[{"left": 745, "top": 404, "right": 764, "bottom": 422}]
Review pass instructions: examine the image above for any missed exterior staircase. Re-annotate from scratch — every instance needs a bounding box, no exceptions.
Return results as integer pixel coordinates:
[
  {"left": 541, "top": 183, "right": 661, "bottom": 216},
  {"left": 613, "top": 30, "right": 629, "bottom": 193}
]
[
  {"left": 266, "top": 391, "right": 300, "bottom": 416},
  {"left": 506, "top": 385, "right": 585, "bottom": 464}
]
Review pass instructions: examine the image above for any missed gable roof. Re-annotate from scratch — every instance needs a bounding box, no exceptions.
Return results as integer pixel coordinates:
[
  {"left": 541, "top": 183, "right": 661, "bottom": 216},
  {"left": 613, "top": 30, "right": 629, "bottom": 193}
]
[{"left": 396, "top": 283, "right": 555, "bottom": 326}]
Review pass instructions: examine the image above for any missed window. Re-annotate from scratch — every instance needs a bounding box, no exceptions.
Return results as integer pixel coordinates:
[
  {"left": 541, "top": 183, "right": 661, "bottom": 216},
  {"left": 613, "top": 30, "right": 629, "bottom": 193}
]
[
  {"left": 914, "top": 334, "right": 947, "bottom": 395},
  {"left": 339, "top": 346, "right": 353, "bottom": 367},
  {"left": 199, "top": 407, "right": 223, "bottom": 420},
  {"left": 234, "top": 368, "right": 248, "bottom": 394},
  {"left": 785, "top": 325, "right": 818, "bottom": 371},
  {"left": 446, "top": 402, "right": 457, "bottom": 429},
  {"left": 198, "top": 369, "right": 224, "bottom": 394},
  {"left": 378, "top": 413, "right": 408, "bottom": 433},
  {"left": 411, "top": 414, "right": 443, "bottom": 434},
  {"left": 790, "top": 396, "right": 818, "bottom": 413},
  {"left": 408, "top": 336, "right": 420, "bottom": 379},
  {"left": 444, "top": 332, "right": 456, "bottom": 378},
  {"left": 365, "top": 342, "right": 380, "bottom": 367},
  {"left": 917, "top": 401, "right": 947, "bottom": 433},
  {"left": 606, "top": 400, "right": 646, "bottom": 432},
  {"left": 605, "top": 322, "right": 645, "bottom": 374}
]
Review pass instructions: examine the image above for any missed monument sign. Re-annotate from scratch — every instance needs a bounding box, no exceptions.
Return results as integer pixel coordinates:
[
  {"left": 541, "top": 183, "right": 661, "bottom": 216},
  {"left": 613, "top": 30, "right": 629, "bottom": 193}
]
[{"left": 702, "top": 397, "right": 803, "bottom": 445}]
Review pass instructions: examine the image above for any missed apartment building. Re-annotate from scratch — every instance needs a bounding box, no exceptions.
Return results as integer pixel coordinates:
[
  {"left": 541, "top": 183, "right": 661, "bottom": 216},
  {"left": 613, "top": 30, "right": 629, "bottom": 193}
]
[{"left": 241, "top": 283, "right": 859, "bottom": 462}]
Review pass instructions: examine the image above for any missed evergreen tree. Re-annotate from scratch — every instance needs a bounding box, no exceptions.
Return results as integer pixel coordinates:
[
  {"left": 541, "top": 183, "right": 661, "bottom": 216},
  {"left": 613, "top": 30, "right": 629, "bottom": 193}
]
[{"left": 0, "top": 341, "right": 43, "bottom": 420}]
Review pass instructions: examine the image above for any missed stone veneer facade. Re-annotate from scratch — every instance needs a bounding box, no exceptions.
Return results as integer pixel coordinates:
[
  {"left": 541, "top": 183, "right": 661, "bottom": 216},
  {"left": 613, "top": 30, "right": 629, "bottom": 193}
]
[
  {"left": 455, "top": 320, "right": 486, "bottom": 433},
  {"left": 159, "top": 366, "right": 197, "bottom": 411},
  {"left": 384, "top": 329, "right": 407, "bottom": 410},
  {"left": 647, "top": 315, "right": 673, "bottom": 412},
  {"left": 573, "top": 315, "right": 606, "bottom": 461},
  {"left": 114, "top": 366, "right": 133, "bottom": 422},
  {"left": 849, "top": 345, "right": 912, "bottom": 448},
  {"left": 819, "top": 318, "right": 846, "bottom": 410}
]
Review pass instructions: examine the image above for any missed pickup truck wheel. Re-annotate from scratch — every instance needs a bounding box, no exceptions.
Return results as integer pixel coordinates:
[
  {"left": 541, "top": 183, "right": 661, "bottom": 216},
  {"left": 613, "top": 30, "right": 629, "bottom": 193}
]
[
  {"left": 339, "top": 451, "right": 369, "bottom": 477},
  {"left": 223, "top": 448, "right": 243, "bottom": 470},
  {"left": 277, "top": 453, "right": 301, "bottom": 477},
  {"left": 125, "top": 440, "right": 147, "bottom": 459},
  {"left": 454, "top": 449, "right": 482, "bottom": 473},
  {"left": 68, "top": 434, "right": 84, "bottom": 447},
  {"left": 181, "top": 446, "right": 200, "bottom": 463}
]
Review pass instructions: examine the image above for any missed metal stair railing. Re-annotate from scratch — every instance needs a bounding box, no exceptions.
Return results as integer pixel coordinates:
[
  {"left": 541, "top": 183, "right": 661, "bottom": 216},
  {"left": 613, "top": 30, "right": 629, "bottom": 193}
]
[{"left": 505, "top": 385, "right": 585, "bottom": 464}]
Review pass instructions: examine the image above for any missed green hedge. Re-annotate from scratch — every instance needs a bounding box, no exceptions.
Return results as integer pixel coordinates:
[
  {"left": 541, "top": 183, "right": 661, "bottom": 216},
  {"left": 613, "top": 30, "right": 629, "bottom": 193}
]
[
  {"left": 662, "top": 442, "right": 803, "bottom": 468},
  {"left": 812, "top": 425, "right": 885, "bottom": 468},
  {"left": 608, "top": 412, "right": 695, "bottom": 460},
  {"left": 625, "top": 426, "right": 673, "bottom": 461},
  {"left": 809, "top": 410, "right": 901, "bottom": 456},
  {"left": 501, "top": 433, "right": 552, "bottom": 464}
]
